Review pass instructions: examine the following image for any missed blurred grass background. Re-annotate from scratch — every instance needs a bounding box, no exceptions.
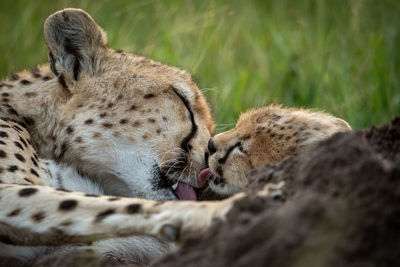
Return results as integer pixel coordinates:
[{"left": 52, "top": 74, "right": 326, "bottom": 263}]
[{"left": 0, "top": 0, "right": 399, "bottom": 131}]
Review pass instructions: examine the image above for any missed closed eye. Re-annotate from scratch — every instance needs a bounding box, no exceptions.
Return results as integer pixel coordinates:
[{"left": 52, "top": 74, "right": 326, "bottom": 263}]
[
  {"left": 172, "top": 87, "right": 197, "bottom": 154},
  {"left": 218, "top": 142, "right": 241, "bottom": 164}
]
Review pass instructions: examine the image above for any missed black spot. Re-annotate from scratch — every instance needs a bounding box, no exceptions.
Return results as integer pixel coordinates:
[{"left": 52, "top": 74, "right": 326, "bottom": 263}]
[
  {"left": 129, "top": 105, "right": 137, "bottom": 111},
  {"left": 132, "top": 121, "right": 142, "bottom": 127},
  {"left": 13, "top": 125, "right": 23, "bottom": 132},
  {"left": 19, "top": 137, "right": 28, "bottom": 147},
  {"left": 66, "top": 125, "right": 74, "bottom": 134},
  {"left": 8, "top": 108, "right": 19, "bottom": 116},
  {"left": 271, "top": 114, "right": 281, "bottom": 121},
  {"left": 31, "top": 156, "right": 39, "bottom": 167},
  {"left": 95, "top": 209, "right": 115, "bottom": 222},
  {"left": 144, "top": 93, "right": 155, "bottom": 99},
  {"left": 2, "top": 92, "right": 9, "bottom": 97},
  {"left": 84, "top": 119, "right": 94, "bottom": 125},
  {"left": 42, "top": 76, "right": 51, "bottom": 81},
  {"left": 126, "top": 203, "right": 141, "bottom": 214},
  {"left": 0, "top": 124, "right": 10, "bottom": 128},
  {"left": 107, "top": 102, "right": 114, "bottom": 108},
  {"left": 31, "top": 66, "right": 41, "bottom": 78},
  {"left": 0, "top": 150, "right": 6, "bottom": 158},
  {"left": 0, "top": 140, "right": 5, "bottom": 145},
  {"left": 19, "top": 187, "right": 38, "bottom": 197},
  {"left": 24, "top": 178, "right": 33, "bottom": 183},
  {"left": 0, "top": 131, "right": 8, "bottom": 138},
  {"left": 59, "top": 199, "right": 78, "bottom": 211},
  {"left": 116, "top": 49, "right": 124, "bottom": 53},
  {"left": 30, "top": 169, "right": 39, "bottom": 177},
  {"left": 20, "top": 79, "right": 31, "bottom": 85},
  {"left": 102, "top": 122, "right": 113, "bottom": 128},
  {"left": 119, "top": 119, "right": 129, "bottom": 124},
  {"left": 7, "top": 209, "right": 21, "bottom": 217},
  {"left": 8, "top": 165, "right": 18, "bottom": 172},
  {"left": 59, "top": 220, "right": 73, "bottom": 226},
  {"left": 31, "top": 212, "right": 45, "bottom": 222},
  {"left": 14, "top": 141, "right": 23, "bottom": 150},
  {"left": 99, "top": 112, "right": 107, "bottom": 118},
  {"left": 14, "top": 153, "right": 25, "bottom": 162},
  {"left": 108, "top": 197, "right": 120, "bottom": 201}
]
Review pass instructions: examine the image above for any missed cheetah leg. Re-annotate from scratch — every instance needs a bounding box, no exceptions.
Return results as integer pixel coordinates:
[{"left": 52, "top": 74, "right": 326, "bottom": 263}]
[{"left": 0, "top": 182, "right": 283, "bottom": 246}]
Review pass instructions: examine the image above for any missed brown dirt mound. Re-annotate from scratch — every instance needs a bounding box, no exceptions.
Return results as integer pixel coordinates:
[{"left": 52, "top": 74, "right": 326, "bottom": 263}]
[{"left": 155, "top": 116, "right": 400, "bottom": 267}]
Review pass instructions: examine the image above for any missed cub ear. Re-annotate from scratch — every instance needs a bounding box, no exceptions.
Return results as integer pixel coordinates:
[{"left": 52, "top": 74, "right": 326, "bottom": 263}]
[{"left": 44, "top": 8, "right": 107, "bottom": 82}]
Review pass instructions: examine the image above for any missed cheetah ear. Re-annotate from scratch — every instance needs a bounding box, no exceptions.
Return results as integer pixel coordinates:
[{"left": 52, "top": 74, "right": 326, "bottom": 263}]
[{"left": 43, "top": 8, "right": 107, "bottom": 82}]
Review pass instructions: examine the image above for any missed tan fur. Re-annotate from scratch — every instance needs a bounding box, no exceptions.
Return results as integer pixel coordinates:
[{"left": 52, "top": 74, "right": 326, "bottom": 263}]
[
  {"left": 0, "top": 8, "right": 215, "bottom": 264},
  {"left": 0, "top": 9, "right": 214, "bottom": 196},
  {"left": 207, "top": 105, "right": 351, "bottom": 195},
  {"left": 0, "top": 120, "right": 51, "bottom": 186}
]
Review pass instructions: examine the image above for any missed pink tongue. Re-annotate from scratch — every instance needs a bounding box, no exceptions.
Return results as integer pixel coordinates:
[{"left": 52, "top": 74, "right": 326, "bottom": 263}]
[
  {"left": 198, "top": 168, "right": 211, "bottom": 188},
  {"left": 176, "top": 182, "right": 197, "bottom": 201}
]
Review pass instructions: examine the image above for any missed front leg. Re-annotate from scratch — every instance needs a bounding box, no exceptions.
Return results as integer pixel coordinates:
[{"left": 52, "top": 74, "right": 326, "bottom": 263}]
[
  {"left": 0, "top": 184, "right": 230, "bottom": 246},
  {"left": 0, "top": 183, "right": 283, "bottom": 246}
]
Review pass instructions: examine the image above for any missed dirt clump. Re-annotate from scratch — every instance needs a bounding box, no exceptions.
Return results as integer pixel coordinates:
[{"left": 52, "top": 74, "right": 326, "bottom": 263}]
[{"left": 155, "top": 116, "right": 400, "bottom": 267}]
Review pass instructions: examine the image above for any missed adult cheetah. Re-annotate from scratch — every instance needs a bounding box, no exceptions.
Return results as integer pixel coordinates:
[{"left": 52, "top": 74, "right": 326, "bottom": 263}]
[{"left": 0, "top": 8, "right": 214, "bottom": 265}]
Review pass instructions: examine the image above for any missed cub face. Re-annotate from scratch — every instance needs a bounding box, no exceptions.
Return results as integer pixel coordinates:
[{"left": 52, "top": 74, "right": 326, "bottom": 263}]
[{"left": 199, "top": 106, "right": 351, "bottom": 196}]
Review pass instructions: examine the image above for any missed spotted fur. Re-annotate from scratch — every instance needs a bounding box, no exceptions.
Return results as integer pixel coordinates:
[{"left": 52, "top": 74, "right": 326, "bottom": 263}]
[
  {"left": 204, "top": 105, "right": 351, "bottom": 195},
  {"left": 0, "top": 8, "right": 214, "bottom": 265}
]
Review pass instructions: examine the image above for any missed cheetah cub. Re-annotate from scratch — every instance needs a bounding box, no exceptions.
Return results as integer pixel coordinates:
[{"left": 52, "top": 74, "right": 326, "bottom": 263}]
[{"left": 198, "top": 105, "right": 351, "bottom": 196}]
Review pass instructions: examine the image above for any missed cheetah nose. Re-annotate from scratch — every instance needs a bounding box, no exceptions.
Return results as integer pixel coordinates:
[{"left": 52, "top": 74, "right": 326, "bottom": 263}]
[
  {"left": 198, "top": 168, "right": 211, "bottom": 187},
  {"left": 208, "top": 139, "right": 216, "bottom": 155}
]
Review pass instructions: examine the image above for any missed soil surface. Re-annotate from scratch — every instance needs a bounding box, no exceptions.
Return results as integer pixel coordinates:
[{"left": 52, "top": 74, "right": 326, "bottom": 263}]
[{"left": 155, "top": 116, "right": 400, "bottom": 267}]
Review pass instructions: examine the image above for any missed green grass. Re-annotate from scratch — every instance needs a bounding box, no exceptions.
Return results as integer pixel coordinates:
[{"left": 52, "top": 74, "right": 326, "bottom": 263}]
[{"left": 1, "top": 0, "right": 399, "bottom": 131}]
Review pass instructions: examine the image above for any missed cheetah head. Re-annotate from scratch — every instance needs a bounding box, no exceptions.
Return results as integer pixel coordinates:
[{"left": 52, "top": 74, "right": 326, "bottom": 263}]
[
  {"left": 198, "top": 106, "right": 351, "bottom": 196},
  {"left": 27, "top": 9, "right": 215, "bottom": 200}
]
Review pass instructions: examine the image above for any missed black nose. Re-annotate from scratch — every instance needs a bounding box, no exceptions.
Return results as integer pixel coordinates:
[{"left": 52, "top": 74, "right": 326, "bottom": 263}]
[{"left": 208, "top": 139, "right": 216, "bottom": 155}]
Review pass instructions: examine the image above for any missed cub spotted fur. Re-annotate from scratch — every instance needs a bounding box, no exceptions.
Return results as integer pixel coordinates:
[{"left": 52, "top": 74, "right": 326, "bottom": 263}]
[{"left": 199, "top": 105, "right": 351, "bottom": 195}]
